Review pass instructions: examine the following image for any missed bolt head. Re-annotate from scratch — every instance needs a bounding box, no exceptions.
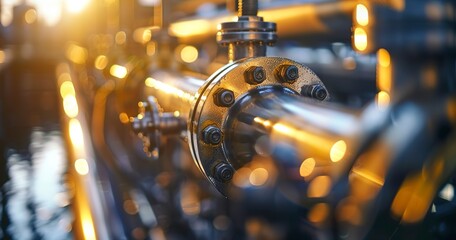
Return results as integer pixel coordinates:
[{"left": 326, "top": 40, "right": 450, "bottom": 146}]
[
  {"left": 215, "top": 163, "right": 234, "bottom": 182},
  {"left": 215, "top": 89, "right": 235, "bottom": 107},
  {"left": 203, "top": 126, "right": 222, "bottom": 145},
  {"left": 301, "top": 84, "right": 328, "bottom": 101},
  {"left": 313, "top": 85, "right": 328, "bottom": 101},
  {"left": 245, "top": 66, "right": 266, "bottom": 84},
  {"left": 277, "top": 65, "right": 299, "bottom": 83}
]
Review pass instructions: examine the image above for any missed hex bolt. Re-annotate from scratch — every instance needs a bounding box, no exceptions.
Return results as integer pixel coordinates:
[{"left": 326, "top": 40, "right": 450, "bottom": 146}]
[
  {"left": 214, "top": 89, "right": 235, "bottom": 107},
  {"left": 276, "top": 65, "right": 299, "bottom": 83},
  {"left": 245, "top": 66, "right": 266, "bottom": 84},
  {"left": 202, "top": 126, "right": 222, "bottom": 145},
  {"left": 215, "top": 163, "right": 234, "bottom": 182},
  {"left": 301, "top": 84, "right": 328, "bottom": 101}
]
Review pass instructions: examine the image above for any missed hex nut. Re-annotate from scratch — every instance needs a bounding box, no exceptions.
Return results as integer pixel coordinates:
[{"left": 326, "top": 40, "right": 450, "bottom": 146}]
[
  {"left": 214, "top": 89, "right": 235, "bottom": 107},
  {"left": 202, "top": 126, "right": 223, "bottom": 145},
  {"left": 245, "top": 66, "right": 266, "bottom": 84},
  {"left": 215, "top": 163, "right": 234, "bottom": 182},
  {"left": 276, "top": 65, "right": 299, "bottom": 83},
  {"left": 301, "top": 84, "right": 328, "bottom": 101}
]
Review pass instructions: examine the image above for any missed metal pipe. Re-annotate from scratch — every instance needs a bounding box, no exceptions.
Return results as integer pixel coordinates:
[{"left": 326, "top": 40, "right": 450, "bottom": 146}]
[
  {"left": 143, "top": 70, "right": 205, "bottom": 116},
  {"left": 168, "top": 1, "right": 357, "bottom": 44},
  {"left": 223, "top": 86, "right": 372, "bottom": 176}
]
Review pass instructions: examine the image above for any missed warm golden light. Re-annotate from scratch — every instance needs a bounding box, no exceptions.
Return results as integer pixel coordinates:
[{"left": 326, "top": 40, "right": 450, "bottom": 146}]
[
  {"left": 146, "top": 42, "right": 156, "bottom": 56},
  {"left": 69, "top": 119, "right": 84, "bottom": 148},
  {"left": 66, "top": 43, "right": 88, "bottom": 65},
  {"left": 447, "top": 99, "right": 456, "bottom": 123},
  {"left": 119, "top": 113, "right": 129, "bottom": 124},
  {"left": 351, "top": 168, "right": 384, "bottom": 186},
  {"left": 272, "top": 123, "right": 295, "bottom": 137},
  {"left": 233, "top": 167, "right": 252, "bottom": 188},
  {"left": 60, "top": 81, "right": 76, "bottom": 98},
  {"left": 180, "top": 45, "right": 199, "bottom": 63},
  {"left": 377, "top": 48, "right": 393, "bottom": 93},
  {"left": 169, "top": 19, "right": 212, "bottom": 38},
  {"left": 355, "top": 4, "right": 369, "bottom": 26},
  {"left": 337, "top": 200, "right": 362, "bottom": 225},
  {"left": 110, "top": 64, "right": 128, "bottom": 78},
  {"left": 81, "top": 217, "right": 96, "bottom": 240},
  {"left": 272, "top": 122, "right": 337, "bottom": 161},
  {"left": 133, "top": 27, "right": 159, "bottom": 44},
  {"left": 35, "top": 2, "right": 61, "bottom": 26},
  {"left": 25, "top": 9, "right": 37, "bottom": 24},
  {"left": 123, "top": 200, "right": 139, "bottom": 215},
  {"left": 58, "top": 72, "right": 72, "bottom": 85},
  {"left": 75, "top": 158, "right": 89, "bottom": 176},
  {"left": 145, "top": 77, "right": 195, "bottom": 104},
  {"left": 253, "top": 117, "right": 272, "bottom": 130},
  {"left": 65, "top": 0, "right": 91, "bottom": 14},
  {"left": 377, "top": 48, "right": 391, "bottom": 67},
  {"left": 308, "top": 203, "right": 330, "bottom": 223},
  {"left": 353, "top": 27, "right": 368, "bottom": 51},
  {"left": 63, "top": 95, "right": 79, "bottom": 118},
  {"left": 180, "top": 183, "right": 201, "bottom": 216},
  {"left": 249, "top": 168, "right": 269, "bottom": 186},
  {"left": 0, "top": 50, "right": 5, "bottom": 64},
  {"left": 330, "top": 140, "right": 347, "bottom": 162},
  {"left": 94, "top": 55, "right": 108, "bottom": 70},
  {"left": 300, "top": 158, "right": 316, "bottom": 177},
  {"left": 376, "top": 91, "right": 391, "bottom": 108},
  {"left": 142, "top": 30, "right": 152, "bottom": 43},
  {"left": 307, "top": 175, "right": 332, "bottom": 198},
  {"left": 390, "top": 0, "right": 405, "bottom": 11},
  {"left": 115, "top": 31, "right": 127, "bottom": 45},
  {"left": 390, "top": 174, "right": 436, "bottom": 223}
]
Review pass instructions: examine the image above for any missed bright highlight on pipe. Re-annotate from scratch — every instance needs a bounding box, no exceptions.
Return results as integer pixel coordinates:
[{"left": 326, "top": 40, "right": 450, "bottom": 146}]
[
  {"left": 60, "top": 81, "right": 76, "bottom": 98},
  {"left": 63, "top": 95, "right": 79, "bottom": 118},
  {"left": 75, "top": 158, "right": 89, "bottom": 176},
  {"left": 330, "top": 140, "right": 347, "bottom": 162},
  {"left": 69, "top": 118, "right": 84, "bottom": 148},
  {"left": 81, "top": 217, "right": 96, "bottom": 240}
]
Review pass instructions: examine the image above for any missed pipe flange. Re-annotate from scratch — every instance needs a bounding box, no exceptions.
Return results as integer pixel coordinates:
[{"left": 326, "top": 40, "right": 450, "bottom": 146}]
[
  {"left": 189, "top": 56, "right": 329, "bottom": 195},
  {"left": 217, "top": 16, "right": 277, "bottom": 46}
]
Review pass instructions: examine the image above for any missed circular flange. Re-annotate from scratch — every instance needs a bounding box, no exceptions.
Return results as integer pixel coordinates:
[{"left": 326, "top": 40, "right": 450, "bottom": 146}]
[
  {"left": 132, "top": 96, "right": 161, "bottom": 160},
  {"left": 188, "top": 56, "right": 327, "bottom": 195},
  {"left": 217, "top": 16, "right": 277, "bottom": 46}
]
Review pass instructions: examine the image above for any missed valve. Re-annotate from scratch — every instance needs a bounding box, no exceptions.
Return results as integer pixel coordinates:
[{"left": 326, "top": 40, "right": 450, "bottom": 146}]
[
  {"left": 217, "top": 0, "right": 277, "bottom": 61},
  {"left": 130, "top": 96, "right": 186, "bottom": 160}
]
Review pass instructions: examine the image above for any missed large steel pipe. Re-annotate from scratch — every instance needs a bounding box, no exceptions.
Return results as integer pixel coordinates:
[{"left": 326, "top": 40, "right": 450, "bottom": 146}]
[
  {"left": 143, "top": 70, "right": 205, "bottom": 116},
  {"left": 224, "top": 85, "right": 363, "bottom": 172}
]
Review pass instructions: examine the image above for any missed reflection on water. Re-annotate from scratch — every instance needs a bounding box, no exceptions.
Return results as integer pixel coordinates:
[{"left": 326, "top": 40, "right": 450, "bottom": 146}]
[{"left": 4, "top": 128, "right": 73, "bottom": 239}]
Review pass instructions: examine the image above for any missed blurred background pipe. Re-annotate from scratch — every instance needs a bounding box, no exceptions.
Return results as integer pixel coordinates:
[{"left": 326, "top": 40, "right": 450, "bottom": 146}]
[{"left": 168, "top": 1, "right": 357, "bottom": 45}]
